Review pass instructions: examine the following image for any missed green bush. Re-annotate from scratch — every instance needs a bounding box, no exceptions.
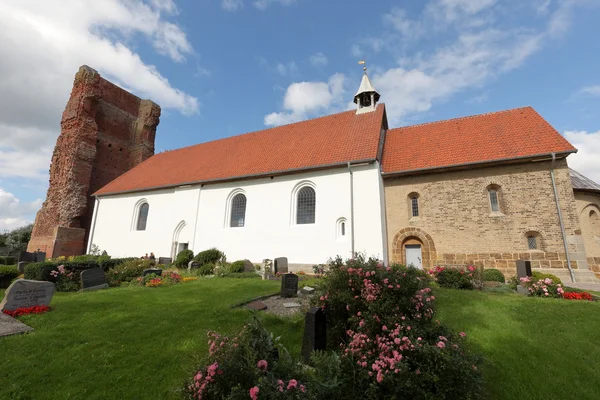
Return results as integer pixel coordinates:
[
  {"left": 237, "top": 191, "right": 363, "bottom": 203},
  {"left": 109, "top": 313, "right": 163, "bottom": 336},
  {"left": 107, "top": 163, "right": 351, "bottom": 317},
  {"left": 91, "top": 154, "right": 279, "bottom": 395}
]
[
  {"left": 0, "top": 265, "right": 20, "bottom": 288},
  {"left": 106, "top": 259, "right": 154, "bottom": 287},
  {"left": 23, "top": 258, "right": 135, "bottom": 284},
  {"left": 218, "top": 272, "right": 260, "bottom": 279},
  {"left": 431, "top": 266, "right": 476, "bottom": 290},
  {"left": 228, "top": 260, "right": 245, "bottom": 273},
  {"left": 0, "top": 256, "right": 17, "bottom": 265},
  {"left": 532, "top": 271, "right": 562, "bottom": 285},
  {"left": 483, "top": 268, "right": 506, "bottom": 283},
  {"left": 175, "top": 249, "right": 194, "bottom": 267},
  {"left": 198, "top": 263, "right": 215, "bottom": 276},
  {"left": 193, "top": 248, "right": 225, "bottom": 265}
]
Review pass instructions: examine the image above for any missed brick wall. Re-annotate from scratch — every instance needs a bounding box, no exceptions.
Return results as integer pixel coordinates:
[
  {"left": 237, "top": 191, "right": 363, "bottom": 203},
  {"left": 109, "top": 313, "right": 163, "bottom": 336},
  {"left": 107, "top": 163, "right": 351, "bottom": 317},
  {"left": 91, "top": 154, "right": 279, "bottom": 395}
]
[
  {"left": 27, "top": 65, "right": 161, "bottom": 258},
  {"left": 574, "top": 191, "right": 600, "bottom": 278},
  {"left": 384, "top": 159, "right": 590, "bottom": 279}
]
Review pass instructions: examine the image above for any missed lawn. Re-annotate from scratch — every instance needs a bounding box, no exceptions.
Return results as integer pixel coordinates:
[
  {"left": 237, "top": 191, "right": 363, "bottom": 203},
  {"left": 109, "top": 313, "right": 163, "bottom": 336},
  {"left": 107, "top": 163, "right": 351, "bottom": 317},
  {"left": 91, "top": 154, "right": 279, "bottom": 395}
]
[
  {"left": 2, "top": 281, "right": 599, "bottom": 399},
  {"left": 435, "top": 288, "right": 600, "bottom": 400},
  {"left": 0, "top": 278, "right": 305, "bottom": 400}
]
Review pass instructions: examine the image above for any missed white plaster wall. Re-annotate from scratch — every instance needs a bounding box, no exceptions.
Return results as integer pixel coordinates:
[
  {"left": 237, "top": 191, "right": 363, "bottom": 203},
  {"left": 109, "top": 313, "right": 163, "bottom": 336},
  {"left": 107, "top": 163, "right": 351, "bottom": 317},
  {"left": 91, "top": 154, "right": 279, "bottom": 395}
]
[{"left": 90, "top": 165, "right": 387, "bottom": 266}]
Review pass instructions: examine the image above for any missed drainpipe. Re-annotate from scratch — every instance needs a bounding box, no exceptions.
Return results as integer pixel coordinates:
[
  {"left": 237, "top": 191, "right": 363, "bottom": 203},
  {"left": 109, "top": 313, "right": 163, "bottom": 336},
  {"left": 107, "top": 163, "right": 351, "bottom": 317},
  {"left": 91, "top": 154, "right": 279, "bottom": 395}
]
[
  {"left": 550, "top": 152, "right": 576, "bottom": 283},
  {"left": 347, "top": 162, "right": 355, "bottom": 257},
  {"left": 87, "top": 197, "right": 100, "bottom": 254},
  {"left": 191, "top": 186, "right": 202, "bottom": 252}
]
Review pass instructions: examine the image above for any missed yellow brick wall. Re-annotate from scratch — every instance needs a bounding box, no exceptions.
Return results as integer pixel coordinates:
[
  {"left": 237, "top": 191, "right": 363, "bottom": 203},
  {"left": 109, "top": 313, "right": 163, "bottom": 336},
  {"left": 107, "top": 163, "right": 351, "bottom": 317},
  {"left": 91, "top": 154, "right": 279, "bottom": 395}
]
[
  {"left": 574, "top": 192, "right": 600, "bottom": 277},
  {"left": 384, "top": 159, "right": 587, "bottom": 277}
]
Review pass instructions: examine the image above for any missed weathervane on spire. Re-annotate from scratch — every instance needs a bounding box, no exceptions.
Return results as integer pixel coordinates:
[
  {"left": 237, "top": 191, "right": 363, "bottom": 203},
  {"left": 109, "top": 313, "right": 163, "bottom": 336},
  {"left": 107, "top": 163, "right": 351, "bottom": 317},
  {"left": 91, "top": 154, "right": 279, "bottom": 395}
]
[{"left": 358, "top": 60, "right": 367, "bottom": 73}]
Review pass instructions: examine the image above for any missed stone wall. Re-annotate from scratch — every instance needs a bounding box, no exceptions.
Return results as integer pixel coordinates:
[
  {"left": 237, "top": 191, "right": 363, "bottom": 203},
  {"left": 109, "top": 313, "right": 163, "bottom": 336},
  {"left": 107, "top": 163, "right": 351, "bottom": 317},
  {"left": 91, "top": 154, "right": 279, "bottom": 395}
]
[
  {"left": 27, "top": 65, "right": 160, "bottom": 258},
  {"left": 574, "top": 191, "right": 600, "bottom": 278},
  {"left": 384, "top": 159, "right": 595, "bottom": 281}
]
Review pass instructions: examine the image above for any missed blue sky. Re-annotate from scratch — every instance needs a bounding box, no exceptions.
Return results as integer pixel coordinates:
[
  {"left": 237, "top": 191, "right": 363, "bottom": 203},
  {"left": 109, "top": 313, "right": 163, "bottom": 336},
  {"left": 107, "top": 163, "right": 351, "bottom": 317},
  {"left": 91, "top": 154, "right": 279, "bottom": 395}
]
[{"left": 0, "top": 0, "right": 599, "bottom": 231}]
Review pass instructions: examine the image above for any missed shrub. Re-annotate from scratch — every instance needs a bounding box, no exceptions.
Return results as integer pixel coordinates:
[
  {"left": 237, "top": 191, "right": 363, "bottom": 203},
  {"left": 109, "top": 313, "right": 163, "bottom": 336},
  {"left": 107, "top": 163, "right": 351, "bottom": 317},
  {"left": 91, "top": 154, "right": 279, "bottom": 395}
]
[
  {"left": 429, "top": 265, "right": 476, "bottom": 289},
  {"left": 0, "top": 265, "right": 20, "bottom": 288},
  {"left": 198, "top": 263, "right": 215, "bottom": 276},
  {"left": 23, "top": 257, "right": 135, "bottom": 283},
  {"left": 532, "top": 271, "right": 562, "bottom": 285},
  {"left": 49, "top": 265, "right": 79, "bottom": 292},
  {"left": 483, "top": 268, "right": 505, "bottom": 283},
  {"left": 228, "top": 260, "right": 245, "bottom": 273},
  {"left": 519, "top": 276, "right": 564, "bottom": 298},
  {"left": 193, "top": 248, "right": 225, "bottom": 265},
  {"left": 175, "top": 249, "right": 194, "bottom": 267},
  {"left": 0, "top": 256, "right": 16, "bottom": 265},
  {"left": 106, "top": 259, "right": 154, "bottom": 287}
]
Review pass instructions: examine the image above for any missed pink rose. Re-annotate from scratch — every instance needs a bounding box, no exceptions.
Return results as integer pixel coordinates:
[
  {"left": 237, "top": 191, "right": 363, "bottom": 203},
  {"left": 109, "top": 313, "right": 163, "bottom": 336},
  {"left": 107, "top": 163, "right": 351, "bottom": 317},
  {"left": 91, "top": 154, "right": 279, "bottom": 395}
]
[
  {"left": 436, "top": 341, "right": 446, "bottom": 349},
  {"left": 459, "top": 332, "right": 466, "bottom": 337},
  {"left": 249, "top": 386, "right": 259, "bottom": 400},
  {"left": 257, "top": 360, "right": 268, "bottom": 370}
]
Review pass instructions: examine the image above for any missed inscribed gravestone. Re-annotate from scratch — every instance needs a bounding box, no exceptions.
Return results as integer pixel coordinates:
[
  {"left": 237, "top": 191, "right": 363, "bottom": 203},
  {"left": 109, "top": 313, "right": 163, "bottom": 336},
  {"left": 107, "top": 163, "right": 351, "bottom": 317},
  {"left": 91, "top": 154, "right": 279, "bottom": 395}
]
[
  {"left": 188, "top": 261, "right": 200, "bottom": 272},
  {"left": 516, "top": 260, "right": 532, "bottom": 279},
  {"left": 301, "top": 307, "right": 326, "bottom": 363},
  {"left": 157, "top": 257, "right": 172, "bottom": 266},
  {"left": 281, "top": 273, "right": 299, "bottom": 298},
  {"left": 274, "top": 257, "right": 288, "bottom": 274},
  {"left": 81, "top": 268, "right": 108, "bottom": 291},
  {"left": 0, "top": 279, "right": 55, "bottom": 311},
  {"left": 143, "top": 268, "right": 163, "bottom": 277}
]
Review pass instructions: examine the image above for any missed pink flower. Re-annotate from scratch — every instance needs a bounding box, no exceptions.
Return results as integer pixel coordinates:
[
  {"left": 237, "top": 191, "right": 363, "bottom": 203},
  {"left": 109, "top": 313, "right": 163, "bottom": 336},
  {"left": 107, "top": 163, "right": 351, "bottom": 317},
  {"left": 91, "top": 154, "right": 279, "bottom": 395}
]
[
  {"left": 257, "top": 360, "right": 268, "bottom": 370},
  {"left": 436, "top": 341, "right": 446, "bottom": 349},
  {"left": 287, "top": 379, "right": 298, "bottom": 390},
  {"left": 300, "top": 385, "right": 306, "bottom": 393},
  {"left": 459, "top": 332, "right": 466, "bottom": 337},
  {"left": 249, "top": 386, "right": 259, "bottom": 400}
]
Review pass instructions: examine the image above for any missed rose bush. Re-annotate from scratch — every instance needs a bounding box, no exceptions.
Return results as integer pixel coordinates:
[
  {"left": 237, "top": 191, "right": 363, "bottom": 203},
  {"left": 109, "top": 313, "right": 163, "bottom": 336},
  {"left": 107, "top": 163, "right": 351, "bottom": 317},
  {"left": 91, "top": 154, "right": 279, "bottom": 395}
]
[
  {"left": 427, "top": 265, "right": 477, "bottom": 290},
  {"left": 519, "top": 277, "right": 564, "bottom": 298}
]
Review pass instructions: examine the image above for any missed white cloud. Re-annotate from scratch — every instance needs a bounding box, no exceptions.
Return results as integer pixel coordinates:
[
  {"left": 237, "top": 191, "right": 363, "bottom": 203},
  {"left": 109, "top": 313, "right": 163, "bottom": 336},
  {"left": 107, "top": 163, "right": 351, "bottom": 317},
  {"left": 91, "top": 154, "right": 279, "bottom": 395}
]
[
  {"left": 564, "top": 130, "right": 600, "bottom": 184},
  {"left": 222, "top": 0, "right": 243, "bottom": 11},
  {"left": 580, "top": 85, "right": 600, "bottom": 96},
  {"left": 275, "top": 62, "right": 299, "bottom": 77},
  {"left": 0, "top": 188, "right": 42, "bottom": 232},
  {"left": 264, "top": 73, "right": 347, "bottom": 126},
  {"left": 309, "top": 52, "right": 328, "bottom": 67},
  {"left": 253, "top": 0, "right": 296, "bottom": 10}
]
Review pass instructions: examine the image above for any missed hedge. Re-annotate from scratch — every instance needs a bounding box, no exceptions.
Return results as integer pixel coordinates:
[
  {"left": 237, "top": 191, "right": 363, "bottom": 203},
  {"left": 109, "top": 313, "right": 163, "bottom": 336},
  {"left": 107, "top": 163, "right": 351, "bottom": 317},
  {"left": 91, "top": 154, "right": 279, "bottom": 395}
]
[
  {"left": 24, "top": 258, "right": 136, "bottom": 283},
  {"left": 0, "top": 265, "right": 20, "bottom": 288},
  {"left": 0, "top": 256, "right": 17, "bottom": 265},
  {"left": 193, "top": 248, "right": 225, "bottom": 265}
]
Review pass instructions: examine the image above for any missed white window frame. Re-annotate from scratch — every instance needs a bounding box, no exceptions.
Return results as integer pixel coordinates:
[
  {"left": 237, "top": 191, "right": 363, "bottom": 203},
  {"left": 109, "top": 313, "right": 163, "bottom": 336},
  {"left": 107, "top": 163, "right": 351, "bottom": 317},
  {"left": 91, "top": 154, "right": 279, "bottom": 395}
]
[
  {"left": 131, "top": 198, "right": 149, "bottom": 231},
  {"left": 290, "top": 181, "right": 317, "bottom": 226},
  {"left": 224, "top": 189, "right": 247, "bottom": 228}
]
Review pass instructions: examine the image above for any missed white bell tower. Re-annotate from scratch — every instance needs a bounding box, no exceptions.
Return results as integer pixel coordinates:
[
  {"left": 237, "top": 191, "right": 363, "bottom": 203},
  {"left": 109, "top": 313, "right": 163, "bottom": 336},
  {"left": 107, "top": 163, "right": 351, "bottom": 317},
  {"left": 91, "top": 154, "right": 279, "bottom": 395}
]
[{"left": 354, "top": 60, "right": 380, "bottom": 114}]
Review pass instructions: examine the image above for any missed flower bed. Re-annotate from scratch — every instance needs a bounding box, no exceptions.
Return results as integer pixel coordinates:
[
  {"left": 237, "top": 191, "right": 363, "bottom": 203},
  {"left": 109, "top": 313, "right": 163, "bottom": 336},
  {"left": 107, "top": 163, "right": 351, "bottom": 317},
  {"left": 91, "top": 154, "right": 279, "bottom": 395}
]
[
  {"left": 3, "top": 305, "right": 51, "bottom": 318},
  {"left": 427, "top": 265, "right": 477, "bottom": 289},
  {"left": 563, "top": 291, "right": 594, "bottom": 301},
  {"left": 519, "top": 277, "right": 564, "bottom": 298}
]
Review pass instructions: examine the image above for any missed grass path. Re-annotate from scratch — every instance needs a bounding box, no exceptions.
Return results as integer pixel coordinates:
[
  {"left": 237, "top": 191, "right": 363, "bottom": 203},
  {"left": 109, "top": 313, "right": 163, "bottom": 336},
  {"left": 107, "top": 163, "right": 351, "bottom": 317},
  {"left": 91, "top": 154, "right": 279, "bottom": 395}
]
[
  {"left": 0, "top": 279, "right": 303, "bottom": 400},
  {"left": 435, "top": 288, "right": 600, "bottom": 400}
]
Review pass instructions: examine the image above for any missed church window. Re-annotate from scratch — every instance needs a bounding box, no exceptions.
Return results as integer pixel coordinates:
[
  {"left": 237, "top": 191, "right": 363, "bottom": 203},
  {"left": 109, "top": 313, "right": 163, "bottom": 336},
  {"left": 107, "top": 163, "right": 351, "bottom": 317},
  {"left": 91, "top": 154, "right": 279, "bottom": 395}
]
[
  {"left": 590, "top": 210, "right": 600, "bottom": 235},
  {"left": 489, "top": 190, "right": 499, "bottom": 212},
  {"left": 230, "top": 193, "right": 247, "bottom": 227},
  {"left": 136, "top": 203, "right": 149, "bottom": 231},
  {"left": 341, "top": 222, "right": 346, "bottom": 236},
  {"left": 527, "top": 235, "right": 537, "bottom": 250},
  {"left": 297, "top": 186, "right": 316, "bottom": 224},
  {"left": 336, "top": 218, "right": 348, "bottom": 239},
  {"left": 411, "top": 196, "right": 419, "bottom": 217}
]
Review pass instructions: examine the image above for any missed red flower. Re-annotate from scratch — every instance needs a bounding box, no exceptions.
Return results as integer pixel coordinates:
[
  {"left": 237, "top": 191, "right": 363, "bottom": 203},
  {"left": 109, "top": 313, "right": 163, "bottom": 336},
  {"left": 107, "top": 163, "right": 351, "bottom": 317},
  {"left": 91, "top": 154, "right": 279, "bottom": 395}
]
[
  {"left": 2, "top": 305, "right": 51, "bottom": 318},
  {"left": 563, "top": 292, "right": 593, "bottom": 301}
]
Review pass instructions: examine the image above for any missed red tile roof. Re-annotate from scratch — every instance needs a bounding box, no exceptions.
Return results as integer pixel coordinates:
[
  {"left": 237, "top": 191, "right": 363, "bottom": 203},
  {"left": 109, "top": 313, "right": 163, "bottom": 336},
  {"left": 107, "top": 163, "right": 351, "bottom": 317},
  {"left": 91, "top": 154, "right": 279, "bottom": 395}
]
[
  {"left": 95, "top": 105, "right": 386, "bottom": 195},
  {"left": 381, "top": 106, "right": 576, "bottom": 175}
]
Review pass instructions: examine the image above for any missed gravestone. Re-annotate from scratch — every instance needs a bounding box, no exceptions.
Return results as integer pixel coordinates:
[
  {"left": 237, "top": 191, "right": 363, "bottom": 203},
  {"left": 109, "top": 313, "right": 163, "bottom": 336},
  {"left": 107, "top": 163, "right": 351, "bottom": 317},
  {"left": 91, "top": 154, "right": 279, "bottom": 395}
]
[
  {"left": 18, "top": 261, "right": 30, "bottom": 274},
  {"left": 157, "top": 257, "right": 172, "bottom": 266},
  {"left": 301, "top": 286, "right": 315, "bottom": 295},
  {"left": 188, "top": 261, "right": 200, "bottom": 272},
  {"left": 516, "top": 260, "right": 532, "bottom": 279},
  {"left": 301, "top": 307, "right": 326, "bottom": 363},
  {"left": 0, "top": 279, "right": 55, "bottom": 311},
  {"left": 80, "top": 268, "right": 108, "bottom": 291},
  {"left": 243, "top": 259, "right": 254, "bottom": 272},
  {"left": 0, "top": 312, "right": 34, "bottom": 337},
  {"left": 143, "top": 268, "right": 163, "bottom": 277},
  {"left": 283, "top": 302, "right": 301, "bottom": 308},
  {"left": 281, "top": 273, "right": 299, "bottom": 298},
  {"left": 274, "top": 257, "right": 288, "bottom": 274},
  {"left": 246, "top": 301, "right": 267, "bottom": 311},
  {"left": 18, "top": 251, "right": 46, "bottom": 263}
]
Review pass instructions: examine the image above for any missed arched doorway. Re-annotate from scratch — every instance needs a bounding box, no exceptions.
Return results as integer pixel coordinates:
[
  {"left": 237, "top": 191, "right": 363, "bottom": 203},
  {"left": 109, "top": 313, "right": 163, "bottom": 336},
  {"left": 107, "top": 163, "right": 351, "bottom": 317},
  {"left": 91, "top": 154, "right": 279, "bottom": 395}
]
[
  {"left": 171, "top": 220, "right": 188, "bottom": 260},
  {"left": 391, "top": 227, "right": 436, "bottom": 269}
]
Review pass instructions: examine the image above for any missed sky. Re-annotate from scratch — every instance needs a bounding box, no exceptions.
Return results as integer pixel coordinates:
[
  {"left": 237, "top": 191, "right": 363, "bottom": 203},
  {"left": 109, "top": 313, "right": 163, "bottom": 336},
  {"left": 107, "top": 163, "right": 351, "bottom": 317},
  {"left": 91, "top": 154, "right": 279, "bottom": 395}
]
[{"left": 0, "top": 0, "right": 599, "bottom": 231}]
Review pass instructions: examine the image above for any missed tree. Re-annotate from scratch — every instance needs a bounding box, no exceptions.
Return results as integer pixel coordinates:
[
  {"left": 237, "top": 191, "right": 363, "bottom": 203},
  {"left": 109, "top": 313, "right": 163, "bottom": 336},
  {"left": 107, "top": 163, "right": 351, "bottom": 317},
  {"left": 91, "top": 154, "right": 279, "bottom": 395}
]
[{"left": 5, "top": 224, "right": 33, "bottom": 252}]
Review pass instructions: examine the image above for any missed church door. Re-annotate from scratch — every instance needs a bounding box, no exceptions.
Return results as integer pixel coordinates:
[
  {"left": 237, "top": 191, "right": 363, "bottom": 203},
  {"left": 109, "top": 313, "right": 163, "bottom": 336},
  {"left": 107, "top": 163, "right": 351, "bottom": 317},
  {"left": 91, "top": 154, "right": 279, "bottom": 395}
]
[{"left": 405, "top": 245, "right": 422, "bottom": 269}]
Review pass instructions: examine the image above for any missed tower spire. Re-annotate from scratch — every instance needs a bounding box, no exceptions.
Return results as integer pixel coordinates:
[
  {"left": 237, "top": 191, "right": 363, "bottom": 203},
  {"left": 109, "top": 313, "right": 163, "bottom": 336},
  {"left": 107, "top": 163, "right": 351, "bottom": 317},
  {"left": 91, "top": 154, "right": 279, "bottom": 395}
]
[{"left": 354, "top": 60, "right": 380, "bottom": 114}]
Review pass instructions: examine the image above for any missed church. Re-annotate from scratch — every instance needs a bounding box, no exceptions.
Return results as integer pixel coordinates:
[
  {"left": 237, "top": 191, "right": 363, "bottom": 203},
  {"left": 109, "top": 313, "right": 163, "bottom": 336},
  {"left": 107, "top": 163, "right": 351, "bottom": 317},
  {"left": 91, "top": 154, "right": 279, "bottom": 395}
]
[{"left": 29, "top": 66, "right": 600, "bottom": 282}]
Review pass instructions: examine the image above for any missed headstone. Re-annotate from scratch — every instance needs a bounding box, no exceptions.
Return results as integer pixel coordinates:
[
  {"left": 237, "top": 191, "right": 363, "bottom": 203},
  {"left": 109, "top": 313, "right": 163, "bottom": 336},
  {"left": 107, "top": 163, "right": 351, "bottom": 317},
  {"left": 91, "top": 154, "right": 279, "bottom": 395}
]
[
  {"left": 243, "top": 259, "right": 254, "bottom": 272},
  {"left": 143, "top": 268, "right": 163, "bottom": 277},
  {"left": 188, "top": 261, "right": 200, "bottom": 272},
  {"left": 274, "top": 257, "right": 288, "bottom": 274},
  {"left": 157, "top": 257, "right": 172, "bottom": 266},
  {"left": 301, "top": 286, "right": 315, "bottom": 295},
  {"left": 516, "top": 260, "right": 532, "bottom": 279},
  {"left": 80, "top": 268, "right": 108, "bottom": 291},
  {"left": 0, "top": 279, "right": 55, "bottom": 312},
  {"left": 301, "top": 307, "right": 326, "bottom": 363},
  {"left": 261, "top": 259, "right": 272, "bottom": 280},
  {"left": 0, "top": 313, "right": 34, "bottom": 337},
  {"left": 280, "top": 273, "right": 299, "bottom": 298},
  {"left": 18, "top": 251, "right": 35, "bottom": 263},
  {"left": 246, "top": 301, "right": 267, "bottom": 311},
  {"left": 18, "top": 261, "right": 30, "bottom": 274},
  {"left": 283, "top": 302, "right": 301, "bottom": 308},
  {"left": 35, "top": 252, "right": 46, "bottom": 262}
]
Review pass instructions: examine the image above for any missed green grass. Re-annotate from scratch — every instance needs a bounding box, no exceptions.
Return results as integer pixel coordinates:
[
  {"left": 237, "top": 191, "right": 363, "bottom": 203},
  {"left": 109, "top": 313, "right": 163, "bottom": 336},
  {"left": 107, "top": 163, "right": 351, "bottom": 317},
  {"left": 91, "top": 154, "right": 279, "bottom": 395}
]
[
  {"left": 435, "top": 288, "right": 600, "bottom": 400},
  {"left": 0, "top": 278, "right": 304, "bottom": 400}
]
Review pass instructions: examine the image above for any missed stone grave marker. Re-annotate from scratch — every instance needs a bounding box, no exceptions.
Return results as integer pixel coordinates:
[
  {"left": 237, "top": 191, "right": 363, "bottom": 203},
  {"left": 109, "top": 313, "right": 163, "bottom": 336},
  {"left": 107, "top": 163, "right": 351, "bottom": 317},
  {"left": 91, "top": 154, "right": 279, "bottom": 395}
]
[
  {"left": 301, "top": 286, "right": 315, "bottom": 295},
  {"left": 80, "top": 268, "right": 109, "bottom": 291},
  {"left": 247, "top": 301, "right": 267, "bottom": 311},
  {"left": 188, "top": 261, "right": 200, "bottom": 272},
  {"left": 301, "top": 307, "right": 326, "bottom": 363},
  {"left": 281, "top": 273, "right": 299, "bottom": 298},
  {"left": 283, "top": 302, "right": 301, "bottom": 308},
  {"left": 0, "top": 279, "right": 55, "bottom": 312},
  {"left": 143, "top": 268, "right": 163, "bottom": 277},
  {"left": 157, "top": 257, "right": 172, "bottom": 266},
  {"left": 18, "top": 261, "right": 30, "bottom": 274},
  {"left": 516, "top": 260, "right": 532, "bottom": 295},
  {"left": 274, "top": 257, "right": 288, "bottom": 274},
  {"left": 0, "top": 312, "right": 34, "bottom": 337},
  {"left": 243, "top": 259, "right": 254, "bottom": 272}
]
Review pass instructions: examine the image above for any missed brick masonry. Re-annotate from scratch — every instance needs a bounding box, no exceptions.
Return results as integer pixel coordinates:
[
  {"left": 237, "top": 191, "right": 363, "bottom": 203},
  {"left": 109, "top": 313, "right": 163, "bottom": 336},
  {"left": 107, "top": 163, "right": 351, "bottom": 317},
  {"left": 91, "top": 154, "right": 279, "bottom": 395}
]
[
  {"left": 27, "top": 65, "right": 161, "bottom": 258},
  {"left": 384, "top": 159, "right": 598, "bottom": 281},
  {"left": 574, "top": 192, "right": 600, "bottom": 278}
]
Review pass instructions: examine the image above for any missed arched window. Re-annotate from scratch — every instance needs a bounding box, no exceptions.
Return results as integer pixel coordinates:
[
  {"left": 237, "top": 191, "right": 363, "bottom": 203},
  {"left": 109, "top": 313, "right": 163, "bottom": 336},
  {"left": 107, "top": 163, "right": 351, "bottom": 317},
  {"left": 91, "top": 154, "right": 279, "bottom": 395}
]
[
  {"left": 411, "top": 196, "right": 419, "bottom": 217},
  {"left": 230, "top": 193, "right": 247, "bottom": 227},
  {"left": 297, "top": 186, "right": 316, "bottom": 224},
  {"left": 527, "top": 235, "right": 537, "bottom": 250},
  {"left": 336, "top": 218, "right": 348, "bottom": 239},
  {"left": 341, "top": 221, "right": 346, "bottom": 236},
  {"left": 136, "top": 203, "right": 149, "bottom": 231},
  {"left": 590, "top": 210, "right": 600, "bottom": 235},
  {"left": 487, "top": 184, "right": 502, "bottom": 213}
]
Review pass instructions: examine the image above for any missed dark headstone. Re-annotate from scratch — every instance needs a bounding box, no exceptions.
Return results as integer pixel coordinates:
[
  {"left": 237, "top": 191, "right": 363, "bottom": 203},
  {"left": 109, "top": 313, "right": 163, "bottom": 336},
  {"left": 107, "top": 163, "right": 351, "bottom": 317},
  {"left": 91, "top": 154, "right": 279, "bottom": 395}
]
[
  {"left": 246, "top": 301, "right": 267, "bottom": 311},
  {"left": 301, "top": 307, "right": 326, "bottom": 363},
  {"left": 188, "top": 261, "right": 200, "bottom": 271},
  {"left": 516, "top": 260, "right": 532, "bottom": 279},
  {"left": 35, "top": 252, "right": 46, "bottom": 262},
  {"left": 143, "top": 268, "right": 163, "bottom": 277},
  {"left": 80, "top": 268, "right": 108, "bottom": 291},
  {"left": 18, "top": 251, "right": 35, "bottom": 263},
  {"left": 0, "top": 279, "right": 55, "bottom": 311},
  {"left": 157, "top": 257, "right": 172, "bottom": 266},
  {"left": 274, "top": 257, "right": 288, "bottom": 274},
  {"left": 280, "top": 273, "right": 299, "bottom": 298},
  {"left": 243, "top": 259, "right": 254, "bottom": 272},
  {"left": 18, "top": 261, "right": 30, "bottom": 274}
]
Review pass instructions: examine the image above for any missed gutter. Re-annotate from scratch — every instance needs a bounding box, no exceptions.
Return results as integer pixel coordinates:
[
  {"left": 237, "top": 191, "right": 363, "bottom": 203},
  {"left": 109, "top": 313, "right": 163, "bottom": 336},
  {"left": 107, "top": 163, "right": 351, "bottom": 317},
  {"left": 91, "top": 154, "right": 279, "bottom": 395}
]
[{"left": 550, "top": 152, "right": 576, "bottom": 283}]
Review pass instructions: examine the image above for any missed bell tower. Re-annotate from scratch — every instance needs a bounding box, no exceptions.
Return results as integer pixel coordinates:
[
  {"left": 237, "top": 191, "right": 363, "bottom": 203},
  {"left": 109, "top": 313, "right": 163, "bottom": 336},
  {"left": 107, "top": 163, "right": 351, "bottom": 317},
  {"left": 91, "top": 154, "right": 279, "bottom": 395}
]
[{"left": 354, "top": 60, "right": 380, "bottom": 114}]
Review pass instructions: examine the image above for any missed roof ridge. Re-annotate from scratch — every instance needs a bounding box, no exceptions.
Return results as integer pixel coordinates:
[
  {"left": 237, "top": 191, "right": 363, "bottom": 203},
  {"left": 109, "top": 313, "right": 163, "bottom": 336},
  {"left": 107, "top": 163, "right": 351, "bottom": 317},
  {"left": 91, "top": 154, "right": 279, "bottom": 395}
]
[{"left": 388, "top": 106, "right": 533, "bottom": 132}]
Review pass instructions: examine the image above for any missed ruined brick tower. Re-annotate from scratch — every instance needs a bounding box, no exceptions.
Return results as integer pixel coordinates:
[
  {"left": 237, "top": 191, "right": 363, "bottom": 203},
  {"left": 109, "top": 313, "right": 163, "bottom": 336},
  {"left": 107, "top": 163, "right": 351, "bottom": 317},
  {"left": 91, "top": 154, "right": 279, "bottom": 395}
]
[{"left": 28, "top": 65, "right": 161, "bottom": 257}]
